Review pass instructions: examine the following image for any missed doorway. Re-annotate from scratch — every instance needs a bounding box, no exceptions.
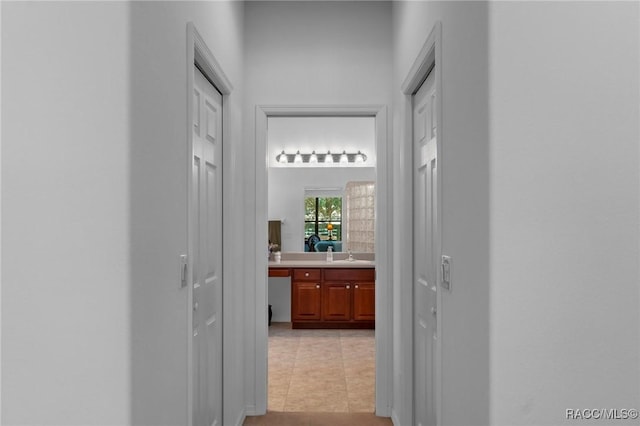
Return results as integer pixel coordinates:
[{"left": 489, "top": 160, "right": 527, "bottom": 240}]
[
  {"left": 401, "top": 21, "right": 443, "bottom": 426},
  {"left": 254, "top": 106, "right": 392, "bottom": 416},
  {"left": 191, "top": 66, "right": 223, "bottom": 426},
  {"left": 186, "top": 22, "right": 235, "bottom": 426},
  {"left": 412, "top": 68, "right": 438, "bottom": 426},
  {"left": 266, "top": 116, "right": 376, "bottom": 411}
]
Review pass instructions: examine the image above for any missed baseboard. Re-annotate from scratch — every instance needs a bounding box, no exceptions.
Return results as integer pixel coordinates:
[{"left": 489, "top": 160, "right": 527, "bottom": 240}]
[
  {"left": 391, "top": 408, "right": 401, "bottom": 426},
  {"left": 244, "top": 404, "right": 258, "bottom": 416},
  {"left": 234, "top": 407, "right": 247, "bottom": 426}
]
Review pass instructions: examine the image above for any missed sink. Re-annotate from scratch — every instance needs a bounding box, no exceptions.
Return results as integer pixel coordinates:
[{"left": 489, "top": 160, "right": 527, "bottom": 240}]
[{"left": 330, "top": 259, "right": 371, "bottom": 264}]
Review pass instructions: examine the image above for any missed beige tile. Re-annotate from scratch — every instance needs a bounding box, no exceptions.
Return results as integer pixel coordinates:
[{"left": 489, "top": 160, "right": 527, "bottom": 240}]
[
  {"left": 267, "top": 395, "right": 286, "bottom": 412},
  {"left": 269, "top": 325, "right": 374, "bottom": 413}
]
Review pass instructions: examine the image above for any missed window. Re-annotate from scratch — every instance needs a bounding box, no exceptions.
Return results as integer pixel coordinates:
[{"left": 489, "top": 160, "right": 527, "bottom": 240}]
[{"left": 304, "top": 197, "right": 342, "bottom": 241}]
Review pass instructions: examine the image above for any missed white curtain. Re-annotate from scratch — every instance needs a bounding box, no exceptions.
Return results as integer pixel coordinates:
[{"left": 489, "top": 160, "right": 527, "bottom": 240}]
[{"left": 344, "top": 181, "right": 375, "bottom": 253}]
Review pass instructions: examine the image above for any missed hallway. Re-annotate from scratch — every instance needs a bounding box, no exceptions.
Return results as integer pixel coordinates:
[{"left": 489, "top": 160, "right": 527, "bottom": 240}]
[{"left": 1, "top": 1, "right": 639, "bottom": 425}]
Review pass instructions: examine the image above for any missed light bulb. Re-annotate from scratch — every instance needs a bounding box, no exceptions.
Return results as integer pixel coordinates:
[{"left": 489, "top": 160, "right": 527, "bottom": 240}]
[
  {"left": 355, "top": 151, "right": 364, "bottom": 163},
  {"left": 324, "top": 151, "right": 333, "bottom": 163},
  {"left": 294, "top": 150, "right": 303, "bottom": 163},
  {"left": 309, "top": 151, "right": 318, "bottom": 164},
  {"left": 340, "top": 150, "right": 348, "bottom": 164},
  {"left": 278, "top": 150, "right": 288, "bottom": 164}
]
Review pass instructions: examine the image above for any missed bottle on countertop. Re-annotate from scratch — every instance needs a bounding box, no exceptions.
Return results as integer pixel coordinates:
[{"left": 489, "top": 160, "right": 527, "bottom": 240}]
[{"left": 326, "top": 246, "right": 333, "bottom": 262}]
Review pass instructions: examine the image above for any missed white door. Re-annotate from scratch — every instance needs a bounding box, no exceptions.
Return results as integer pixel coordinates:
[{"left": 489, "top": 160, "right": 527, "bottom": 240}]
[
  {"left": 413, "top": 69, "right": 439, "bottom": 426},
  {"left": 192, "top": 67, "right": 223, "bottom": 426}
]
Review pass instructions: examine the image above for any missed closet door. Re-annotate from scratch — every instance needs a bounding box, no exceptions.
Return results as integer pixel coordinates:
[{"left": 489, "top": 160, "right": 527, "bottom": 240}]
[
  {"left": 413, "top": 68, "right": 438, "bottom": 426},
  {"left": 192, "top": 66, "right": 223, "bottom": 426}
]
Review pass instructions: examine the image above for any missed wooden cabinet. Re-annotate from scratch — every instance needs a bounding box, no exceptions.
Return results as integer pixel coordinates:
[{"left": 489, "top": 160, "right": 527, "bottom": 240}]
[
  {"left": 292, "top": 282, "right": 321, "bottom": 320},
  {"left": 291, "top": 267, "right": 375, "bottom": 329},
  {"left": 353, "top": 282, "right": 375, "bottom": 321},
  {"left": 268, "top": 268, "right": 290, "bottom": 277},
  {"left": 291, "top": 269, "right": 322, "bottom": 321},
  {"left": 322, "top": 282, "right": 352, "bottom": 321}
]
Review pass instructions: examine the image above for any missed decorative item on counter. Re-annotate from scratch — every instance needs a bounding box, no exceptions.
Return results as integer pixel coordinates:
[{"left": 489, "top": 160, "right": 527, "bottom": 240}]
[
  {"left": 327, "top": 223, "right": 334, "bottom": 241},
  {"left": 268, "top": 240, "right": 279, "bottom": 260},
  {"left": 274, "top": 251, "right": 281, "bottom": 263}
]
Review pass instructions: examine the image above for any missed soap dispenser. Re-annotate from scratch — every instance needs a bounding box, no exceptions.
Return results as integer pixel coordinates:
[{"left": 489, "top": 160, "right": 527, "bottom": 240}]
[{"left": 326, "top": 246, "right": 333, "bottom": 262}]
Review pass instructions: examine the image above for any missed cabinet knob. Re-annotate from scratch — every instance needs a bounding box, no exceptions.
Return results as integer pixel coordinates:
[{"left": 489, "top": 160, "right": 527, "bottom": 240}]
[
  {"left": 355, "top": 284, "right": 359, "bottom": 289},
  {"left": 346, "top": 285, "right": 350, "bottom": 289},
  {"left": 305, "top": 272, "right": 310, "bottom": 277},
  {"left": 316, "top": 284, "right": 320, "bottom": 289}
]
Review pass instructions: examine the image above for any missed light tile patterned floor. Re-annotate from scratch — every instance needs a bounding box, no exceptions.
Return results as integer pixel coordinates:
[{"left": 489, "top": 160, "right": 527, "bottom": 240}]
[{"left": 268, "top": 323, "right": 375, "bottom": 413}]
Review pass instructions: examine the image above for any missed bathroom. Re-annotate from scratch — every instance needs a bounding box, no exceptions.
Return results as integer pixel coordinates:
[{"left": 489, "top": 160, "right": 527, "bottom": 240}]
[
  {"left": 266, "top": 116, "right": 378, "bottom": 411},
  {"left": 267, "top": 116, "right": 376, "bottom": 322}
]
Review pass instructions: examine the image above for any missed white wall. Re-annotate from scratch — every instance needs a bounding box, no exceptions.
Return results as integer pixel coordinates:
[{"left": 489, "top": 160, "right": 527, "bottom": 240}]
[
  {"left": 267, "top": 116, "right": 376, "bottom": 168},
  {"left": 269, "top": 167, "right": 375, "bottom": 251},
  {"left": 244, "top": 0, "right": 392, "bottom": 413},
  {"left": 129, "top": 2, "right": 245, "bottom": 425},
  {"left": 2, "top": 3, "right": 131, "bottom": 424},
  {"left": 267, "top": 115, "right": 376, "bottom": 251},
  {"left": 488, "top": 2, "right": 639, "bottom": 424},
  {"left": 392, "top": 2, "right": 491, "bottom": 425},
  {"left": 2, "top": 2, "right": 246, "bottom": 425}
]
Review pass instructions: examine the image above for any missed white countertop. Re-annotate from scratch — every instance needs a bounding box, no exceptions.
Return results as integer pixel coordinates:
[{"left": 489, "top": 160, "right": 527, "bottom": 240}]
[{"left": 268, "top": 259, "right": 375, "bottom": 268}]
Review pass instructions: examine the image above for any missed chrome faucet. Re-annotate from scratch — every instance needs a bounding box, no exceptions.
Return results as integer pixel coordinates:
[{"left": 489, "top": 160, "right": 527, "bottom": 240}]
[{"left": 347, "top": 249, "right": 354, "bottom": 262}]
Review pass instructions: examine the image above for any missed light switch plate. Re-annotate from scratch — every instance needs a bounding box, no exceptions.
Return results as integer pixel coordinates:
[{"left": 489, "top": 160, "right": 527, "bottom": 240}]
[
  {"left": 180, "top": 255, "right": 188, "bottom": 288},
  {"left": 441, "top": 255, "right": 451, "bottom": 291}
]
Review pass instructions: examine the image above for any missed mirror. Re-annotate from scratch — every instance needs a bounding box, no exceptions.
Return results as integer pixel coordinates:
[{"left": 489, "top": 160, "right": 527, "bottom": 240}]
[
  {"left": 268, "top": 220, "right": 282, "bottom": 252},
  {"left": 267, "top": 116, "right": 376, "bottom": 253}
]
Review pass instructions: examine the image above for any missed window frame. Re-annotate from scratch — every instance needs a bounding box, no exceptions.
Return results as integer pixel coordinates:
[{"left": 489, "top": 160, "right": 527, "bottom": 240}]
[{"left": 304, "top": 196, "right": 342, "bottom": 241}]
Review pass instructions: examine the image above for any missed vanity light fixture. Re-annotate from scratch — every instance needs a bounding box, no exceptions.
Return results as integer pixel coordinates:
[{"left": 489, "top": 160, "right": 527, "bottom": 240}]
[{"left": 274, "top": 150, "right": 367, "bottom": 165}]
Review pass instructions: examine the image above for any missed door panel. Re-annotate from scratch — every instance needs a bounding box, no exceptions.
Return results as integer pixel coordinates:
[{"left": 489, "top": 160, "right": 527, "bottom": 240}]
[
  {"left": 353, "top": 282, "right": 375, "bottom": 321},
  {"left": 322, "top": 282, "right": 351, "bottom": 321},
  {"left": 413, "top": 69, "right": 438, "bottom": 426},
  {"left": 192, "top": 66, "right": 222, "bottom": 426},
  {"left": 292, "top": 282, "right": 322, "bottom": 320}
]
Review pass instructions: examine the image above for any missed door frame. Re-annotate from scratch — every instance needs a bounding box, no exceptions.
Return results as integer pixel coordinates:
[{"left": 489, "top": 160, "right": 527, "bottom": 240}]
[
  {"left": 400, "top": 21, "right": 443, "bottom": 425},
  {"left": 254, "top": 105, "right": 392, "bottom": 416},
  {"left": 186, "top": 22, "right": 233, "bottom": 426}
]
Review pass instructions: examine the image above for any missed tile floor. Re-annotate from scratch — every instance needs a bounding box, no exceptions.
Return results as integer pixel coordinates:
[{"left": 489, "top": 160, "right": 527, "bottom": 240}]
[{"left": 268, "top": 322, "right": 375, "bottom": 413}]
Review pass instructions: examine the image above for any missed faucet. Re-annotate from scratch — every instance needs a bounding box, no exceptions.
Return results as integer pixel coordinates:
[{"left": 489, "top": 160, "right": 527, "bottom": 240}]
[
  {"left": 347, "top": 249, "right": 354, "bottom": 262},
  {"left": 326, "top": 246, "right": 333, "bottom": 262}
]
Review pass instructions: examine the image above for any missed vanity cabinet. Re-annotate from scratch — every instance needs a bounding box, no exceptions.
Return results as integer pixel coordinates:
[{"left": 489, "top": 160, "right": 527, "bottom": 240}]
[
  {"left": 322, "top": 282, "right": 352, "bottom": 321},
  {"left": 291, "top": 269, "right": 322, "bottom": 321},
  {"left": 353, "top": 282, "right": 375, "bottom": 321},
  {"left": 291, "top": 267, "right": 375, "bottom": 329}
]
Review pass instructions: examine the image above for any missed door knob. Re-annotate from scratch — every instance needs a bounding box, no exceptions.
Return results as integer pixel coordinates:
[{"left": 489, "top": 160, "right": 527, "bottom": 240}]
[
  {"left": 431, "top": 307, "right": 436, "bottom": 316},
  {"left": 194, "top": 302, "right": 199, "bottom": 311}
]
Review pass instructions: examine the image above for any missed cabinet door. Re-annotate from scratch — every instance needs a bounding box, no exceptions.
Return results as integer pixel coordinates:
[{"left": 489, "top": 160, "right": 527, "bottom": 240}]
[
  {"left": 322, "top": 282, "right": 352, "bottom": 321},
  {"left": 353, "top": 281, "right": 375, "bottom": 321},
  {"left": 292, "top": 281, "right": 322, "bottom": 320}
]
